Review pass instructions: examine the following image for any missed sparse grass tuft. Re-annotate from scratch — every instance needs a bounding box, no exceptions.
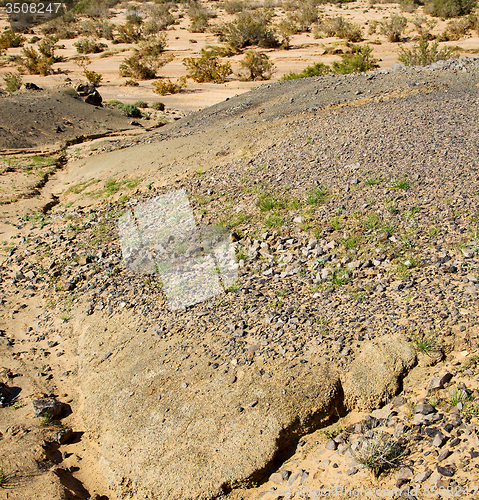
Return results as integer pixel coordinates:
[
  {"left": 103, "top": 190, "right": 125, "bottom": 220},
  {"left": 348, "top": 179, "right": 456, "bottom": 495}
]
[
  {"left": 351, "top": 422, "right": 405, "bottom": 476},
  {"left": 391, "top": 178, "right": 411, "bottom": 190},
  {"left": 411, "top": 332, "right": 437, "bottom": 353},
  {"left": 305, "top": 185, "right": 328, "bottom": 206}
]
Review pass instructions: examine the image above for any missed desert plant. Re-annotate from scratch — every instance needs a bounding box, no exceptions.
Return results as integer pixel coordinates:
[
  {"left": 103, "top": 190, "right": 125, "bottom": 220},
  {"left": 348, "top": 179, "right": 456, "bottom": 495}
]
[
  {"left": 119, "top": 34, "right": 170, "bottom": 81},
  {"left": 446, "top": 386, "right": 469, "bottom": 407},
  {"left": 151, "top": 101, "right": 165, "bottom": 111},
  {"left": 281, "top": 62, "right": 331, "bottom": 80},
  {"left": 217, "top": 10, "right": 279, "bottom": 49},
  {"left": 306, "top": 185, "right": 328, "bottom": 206},
  {"left": 0, "top": 462, "right": 10, "bottom": 487},
  {"left": 74, "top": 38, "right": 108, "bottom": 54},
  {"left": 116, "top": 14, "right": 144, "bottom": 43},
  {"left": 400, "top": 0, "right": 418, "bottom": 12},
  {"left": 319, "top": 16, "right": 363, "bottom": 42},
  {"left": 438, "top": 18, "right": 472, "bottom": 40},
  {"left": 119, "top": 55, "right": 154, "bottom": 80},
  {"left": 256, "top": 191, "right": 287, "bottom": 211},
  {"left": 411, "top": 332, "right": 437, "bottom": 353},
  {"left": 134, "top": 100, "right": 149, "bottom": 108},
  {"left": 137, "top": 33, "right": 167, "bottom": 58},
  {"left": 38, "top": 36, "right": 58, "bottom": 59},
  {"left": 424, "top": 0, "right": 477, "bottom": 18},
  {"left": 183, "top": 49, "right": 232, "bottom": 83},
  {"left": 124, "top": 79, "right": 139, "bottom": 86},
  {"left": 238, "top": 50, "right": 275, "bottom": 80},
  {"left": 188, "top": 4, "right": 216, "bottom": 33},
  {"left": 390, "top": 177, "right": 411, "bottom": 189},
  {"left": 152, "top": 76, "right": 187, "bottom": 95},
  {"left": 332, "top": 44, "right": 379, "bottom": 74},
  {"left": 21, "top": 46, "right": 54, "bottom": 76},
  {"left": 74, "top": 56, "right": 103, "bottom": 86},
  {"left": 380, "top": 14, "right": 408, "bottom": 42},
  {"left": 223, "top": 0, "right": 246, "bottom": 14},
  {"left": 3, "top": 71, "right": 23, "bottom": 92},
  {"left": 0, "top": 30, "right": 26, "bottom": 50},
  {"left": 352, "top": 423, "right": 405, "bottom": 476},
  {"left": 84, "top": 69, "right": 103, "bottom": 86}
]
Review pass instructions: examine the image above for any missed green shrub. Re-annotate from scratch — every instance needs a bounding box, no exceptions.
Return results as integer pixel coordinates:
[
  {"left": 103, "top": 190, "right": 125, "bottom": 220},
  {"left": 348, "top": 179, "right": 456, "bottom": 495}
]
[
  {"left": 2, "top": 71, "right": 23, "bottom": 92},
  {"left": 0, "top": 30, "right": 26, "bottom": 50},
  {"left": 223, "top": 0, "right": 246, "bottom": 14},
  {"left": 116, "top": 16, "right": 144, "bottom": 43},
  {"left": 21, "top": 46, "right": 54, "bottom": 76},
  {"left": 78, "top": 19, "right": 115, "bottom": 40},
  {"left": 293, "top": 3, "right": 320, "bottom": 32},
  {"left": 332, "top": 44, "right": 379, "bottom": 74},
  {"left": 144, "top": 4, "right": 176, "bottom": 32},
  {"left": 151, "top": 101, "right": 165, "bottom": 111},
  {"left": 424, "top": 0, "right": 477, "bottom": 18},
  {"left": 74, "top": 38, "right": 108, "bottom": 54},
  {"left": 319, "top": 16, "right": 363, "bottom": 42},
  {"left": 120, "top": 55, "right": 156, "bottom": 79},
  {"left": 380, "top": 14, "right": 408, "bottom": 42},
  {"left": 119, "top": 34, "right": 169, "bottom": 80},
  {"left": 397, "top": 33, "right": 459, "bottom": 65},
  {"left": 134, "top": 100, "right": 149, "bottom": 108},
  {"left": 117, "top": 103, "right": 142, "bottom": 118},
  {"left": 238, "top": 50, "right": 275, "bottom": 80},
  {"left": 281, "top": 62, "right": 331, "bottom": 80},
  {"left": 188, "top": 4, "right": 216, "bottom": 33},
  {"left": 438, "top": 18, "right": 472, "bottom": 40},
  {"left": 217, "top": 10, "right": 279, "bottom": 49},
  {"left": 84, "top": 69, "right": 103, "bottom": 86},
  {"left": 106, "top": 100, "right": 142, "bottom": 117},
  {"left": 152, "top": 76, "right": 187, "bottom": 95},
  {"left": 183, "top": 49, "right": 232, "bottom": 83},
  {"left": 38, "top": 36, "right": 58, "bottom": 59}
]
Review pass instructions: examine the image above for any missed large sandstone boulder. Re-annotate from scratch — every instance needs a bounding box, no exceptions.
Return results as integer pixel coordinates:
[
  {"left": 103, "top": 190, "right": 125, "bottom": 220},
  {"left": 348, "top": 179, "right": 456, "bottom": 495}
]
[
  {"left": 78, "top": 314, "right": 341, "bottom": 500},
  {"left": 342, "top": 334, "right": 417, "bottom": 411}
]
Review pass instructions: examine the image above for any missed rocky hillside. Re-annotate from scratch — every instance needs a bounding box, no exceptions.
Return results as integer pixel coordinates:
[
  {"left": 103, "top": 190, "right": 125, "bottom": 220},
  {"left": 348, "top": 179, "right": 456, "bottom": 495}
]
[{"left": 0, "top": 58, "right": 479, "bottom": 500}]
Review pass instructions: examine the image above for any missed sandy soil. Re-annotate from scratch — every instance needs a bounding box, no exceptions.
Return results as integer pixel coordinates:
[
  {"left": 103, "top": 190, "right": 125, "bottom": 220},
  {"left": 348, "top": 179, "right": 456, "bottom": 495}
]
[{"left": 0, "top": 0, "right": 478, "bottom": 112}]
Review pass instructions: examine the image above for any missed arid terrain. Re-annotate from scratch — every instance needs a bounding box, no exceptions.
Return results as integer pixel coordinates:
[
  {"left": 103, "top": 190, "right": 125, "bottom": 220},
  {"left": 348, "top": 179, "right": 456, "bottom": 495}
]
[{"left": 0, "top": 1, "right": 479, "bottom": 500}]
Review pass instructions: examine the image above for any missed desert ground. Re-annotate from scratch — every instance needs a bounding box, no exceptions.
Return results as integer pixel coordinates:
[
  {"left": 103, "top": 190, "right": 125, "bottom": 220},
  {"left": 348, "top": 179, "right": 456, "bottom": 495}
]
[{"left": 0, "top": 1, "right": 479, "bottom": 500}]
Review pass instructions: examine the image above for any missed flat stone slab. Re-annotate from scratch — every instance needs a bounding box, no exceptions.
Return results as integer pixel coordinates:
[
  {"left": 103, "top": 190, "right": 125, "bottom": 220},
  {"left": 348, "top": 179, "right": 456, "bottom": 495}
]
[{"left": 78, "top": 315, "right": 341, "bottom": 500}]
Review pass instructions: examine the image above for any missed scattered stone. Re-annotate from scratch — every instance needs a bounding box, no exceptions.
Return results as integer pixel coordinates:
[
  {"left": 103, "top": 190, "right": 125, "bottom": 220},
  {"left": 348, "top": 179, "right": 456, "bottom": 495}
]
[{"left": 32, "top": 399, "right": 64, "bottom": 419}]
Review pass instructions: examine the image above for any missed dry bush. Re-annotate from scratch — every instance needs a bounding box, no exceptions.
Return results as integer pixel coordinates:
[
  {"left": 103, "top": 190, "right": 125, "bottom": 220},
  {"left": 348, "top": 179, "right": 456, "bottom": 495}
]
[
  {"left": 188, "top": 4, "right": 217, "bottom": 33},
  {"left": 21, "top": 46, "right": 54, "bottom": 76},
  {"left": 152, "top": 76, "right": 187, "bottom": 95},
  {"left": 144, "top": 4, "right": 176, "bottom": 32},
  {"left": 400, "top": 0, "right": 418, "bottom": 12},
  {"left": 183, "top": 48, "right": 232, "bottom": 83},
  {"left": 119, "top": 33, "right": 169, "bottom": 80},
  {"left": 137, "top": 33, "right": 167, "bottom": 57},
  {"left": 380, "top": 14, "right": 408, "bottom": 42},
  {"left": 216, "top": 9, "right": 279, "bottom": 49},
  {"left": 424, "top": 0, "right": 477, "bottom": 18},
  {"left": 438, "top": 17, "right": 472, "bottom": 40},
  {"left": 74, "top": 38, "right": 108, "bottom": 54},
  {"left": 238, "top": 50, "right": 275, "bottom": 80},
  {"left": 78, "top": 19, "right": 115, "bottom": 40},
  {"left": 2, "top": 71, "right": 22, "bottom": 92},
  {"left": 368, "top": 20, "right": 380, "bottom": 35},
  {"left": 223, "top": 0, "right": 246, "bottom": 14},
  {"left": 0, "top": 31, "right": 26, "bottom": 50},
  {"left": 318, "top": 16, "right": 363, "bottom": 42},
  {"left": 398, "top": 33, "right": 459, "bottom": 65}
]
